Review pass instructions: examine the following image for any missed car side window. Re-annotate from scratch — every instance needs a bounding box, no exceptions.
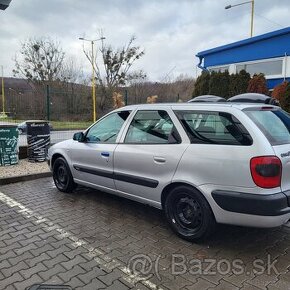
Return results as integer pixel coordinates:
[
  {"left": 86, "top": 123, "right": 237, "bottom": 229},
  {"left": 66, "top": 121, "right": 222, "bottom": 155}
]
[
  {"left": 124, "top": 110, "right": 181, "bottom": 144},
  {"left": 86, "top": 111, "right": 130, "bottom": 143},
  {"left": 175, "top": 110, "right": 253, "bottom": 145}
]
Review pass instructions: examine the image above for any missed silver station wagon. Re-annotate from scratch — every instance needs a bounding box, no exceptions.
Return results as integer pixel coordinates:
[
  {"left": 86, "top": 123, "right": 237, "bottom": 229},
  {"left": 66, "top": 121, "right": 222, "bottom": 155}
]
[{"left": 48, "top": 99, "right": 290, "bottom": 241}]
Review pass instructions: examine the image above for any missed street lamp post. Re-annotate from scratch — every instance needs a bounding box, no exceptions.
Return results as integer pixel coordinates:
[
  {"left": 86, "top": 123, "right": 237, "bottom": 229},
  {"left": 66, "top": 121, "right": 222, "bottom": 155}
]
[
  {"left": 1, "top": 65, "right": 6, "bottom": 117},
  {"left": 79, "top": 37, "right": 105, "bottom": 123},
  {"left": 225, "top": 0, "right": 255, "bottom": 37}
]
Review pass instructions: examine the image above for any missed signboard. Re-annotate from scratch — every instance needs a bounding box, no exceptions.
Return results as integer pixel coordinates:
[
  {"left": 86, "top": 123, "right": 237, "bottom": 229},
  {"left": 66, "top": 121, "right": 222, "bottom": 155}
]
[
  {"left": 0, "top": 125, "right": 18, "bottom": 166},
  {"left": 27, "top": 122, "right": 50, "bottom": 162}
]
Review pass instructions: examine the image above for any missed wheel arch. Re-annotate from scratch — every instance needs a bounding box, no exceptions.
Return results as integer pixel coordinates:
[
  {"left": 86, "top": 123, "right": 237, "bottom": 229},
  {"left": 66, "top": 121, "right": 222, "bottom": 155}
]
[
  {"left": 161, "top": 182, "right": 202, "bottom": 209},
  {"left": 51, "top": 153, "right": 65, "bottom": 168},
  {"left": 161, "top": 181, "right": 217, "bottom": 219}
]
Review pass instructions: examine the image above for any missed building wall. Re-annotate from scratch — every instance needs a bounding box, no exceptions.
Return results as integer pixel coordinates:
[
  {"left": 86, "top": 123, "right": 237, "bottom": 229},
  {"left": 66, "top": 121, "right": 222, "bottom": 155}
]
[
  {"left": 203, "top": 32, "right": 290, "bottom": 67},
  {"left": 197, "top": 28, "right": 290, "bottom": 89}
]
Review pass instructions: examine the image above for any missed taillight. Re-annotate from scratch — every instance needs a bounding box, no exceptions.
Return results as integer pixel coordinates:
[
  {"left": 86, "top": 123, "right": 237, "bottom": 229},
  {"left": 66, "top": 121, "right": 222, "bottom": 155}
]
[{"left": 250, "top": 156, "right": 282, "bottom": 188}]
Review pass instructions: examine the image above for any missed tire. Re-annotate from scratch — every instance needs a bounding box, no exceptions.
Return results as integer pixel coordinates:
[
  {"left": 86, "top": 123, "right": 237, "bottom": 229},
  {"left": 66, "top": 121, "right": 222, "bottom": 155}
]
[
  {"left": 164, "top": 185, "right": 216, "bottom": 242},
  {"left": 52, "top": 157, "right": 76, "bottom": 193}
]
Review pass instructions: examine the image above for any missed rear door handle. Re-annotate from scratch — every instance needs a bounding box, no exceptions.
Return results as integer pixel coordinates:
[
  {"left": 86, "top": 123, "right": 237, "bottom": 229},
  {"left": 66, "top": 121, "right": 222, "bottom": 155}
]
[{"left": 153, "top": 156, "right": 166, "bottom": 163}]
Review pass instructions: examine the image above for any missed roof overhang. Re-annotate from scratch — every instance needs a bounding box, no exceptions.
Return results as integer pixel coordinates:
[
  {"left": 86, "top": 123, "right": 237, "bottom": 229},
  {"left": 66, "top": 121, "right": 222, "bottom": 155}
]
[
  {"left": 0, "top": 0, "right": 12, "bottom": 10},
  {"left": 196, "top": 26, "right": 290, "bottom": 58}
]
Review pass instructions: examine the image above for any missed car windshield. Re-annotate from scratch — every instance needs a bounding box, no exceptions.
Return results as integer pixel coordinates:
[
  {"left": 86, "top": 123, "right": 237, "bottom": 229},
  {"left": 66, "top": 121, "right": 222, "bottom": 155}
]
[{"left": 244, "top": 108, "right": 290, "bottom": 145}]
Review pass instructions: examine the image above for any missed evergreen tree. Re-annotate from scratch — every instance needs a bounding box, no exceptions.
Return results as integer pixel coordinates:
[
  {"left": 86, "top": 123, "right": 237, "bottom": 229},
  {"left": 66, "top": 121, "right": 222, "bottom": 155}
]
[
  {"left": 228, "top": 70, "right": 251, "bottom": 97},
  {"left": 209, "top": 70, "right": 230, "bottom": 98},
  {"left": 192, "top": 70, "right": 210, "bottom": 97}
]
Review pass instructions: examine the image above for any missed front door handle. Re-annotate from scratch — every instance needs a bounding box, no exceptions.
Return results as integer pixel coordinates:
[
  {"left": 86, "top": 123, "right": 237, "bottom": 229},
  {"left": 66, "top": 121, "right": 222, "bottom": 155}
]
[
  {"left": 101, "top": 152, "right": 110, "bottom": 158},
  {"left": 153, "top": 156, "right": 166, "bottom": 163}
]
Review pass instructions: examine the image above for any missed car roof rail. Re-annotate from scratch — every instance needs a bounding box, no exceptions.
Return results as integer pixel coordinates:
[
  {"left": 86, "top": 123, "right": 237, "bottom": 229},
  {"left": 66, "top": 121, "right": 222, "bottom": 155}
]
[
  {"left": 227, "top": 93, "right": 280, "bottom": 106},
  {"left": 188, "top": 95, "right": 227, "bottom": 103}
]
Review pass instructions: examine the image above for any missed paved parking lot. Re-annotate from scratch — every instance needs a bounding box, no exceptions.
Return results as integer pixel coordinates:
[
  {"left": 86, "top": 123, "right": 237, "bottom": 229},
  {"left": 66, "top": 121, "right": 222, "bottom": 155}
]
[{"left": 0, "top": 178, "right": 290, "bottom": 290}]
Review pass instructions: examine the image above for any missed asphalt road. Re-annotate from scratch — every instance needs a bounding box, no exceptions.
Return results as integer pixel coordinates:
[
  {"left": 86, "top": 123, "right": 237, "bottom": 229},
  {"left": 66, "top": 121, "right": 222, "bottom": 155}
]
[{"left": 18, "top": 130, "right": 79, "bottom": 146}]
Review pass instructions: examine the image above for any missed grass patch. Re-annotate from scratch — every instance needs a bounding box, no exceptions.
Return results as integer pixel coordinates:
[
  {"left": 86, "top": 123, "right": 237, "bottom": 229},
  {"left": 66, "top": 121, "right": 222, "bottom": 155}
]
[{"left": 51, "top": 121, "right": 92, "bottom": 130}]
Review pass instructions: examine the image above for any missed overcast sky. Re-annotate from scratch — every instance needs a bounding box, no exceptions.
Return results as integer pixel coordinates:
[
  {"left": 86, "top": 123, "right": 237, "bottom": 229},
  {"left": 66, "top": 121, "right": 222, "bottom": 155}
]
[{"left": 1, "top": 0, "right": 290, "bottom": 81}]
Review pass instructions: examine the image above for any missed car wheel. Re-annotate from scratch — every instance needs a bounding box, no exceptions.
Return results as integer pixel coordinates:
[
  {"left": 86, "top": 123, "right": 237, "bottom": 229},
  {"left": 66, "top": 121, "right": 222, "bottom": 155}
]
[
  {"left": 53, "top": 157, "right": 76, "bottom": 193},
  {"left": 164, "top": 185, "right": 216, "bottom": 242}
]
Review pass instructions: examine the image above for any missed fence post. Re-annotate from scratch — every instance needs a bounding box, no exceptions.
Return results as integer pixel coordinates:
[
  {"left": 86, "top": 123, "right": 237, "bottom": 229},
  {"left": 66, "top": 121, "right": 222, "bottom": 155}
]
[
  {"left": 46, "top": 85, "right": 50, "bottom": 121},
  {"left": 125, "top": 89, "right": 128, "bottom": 106}
]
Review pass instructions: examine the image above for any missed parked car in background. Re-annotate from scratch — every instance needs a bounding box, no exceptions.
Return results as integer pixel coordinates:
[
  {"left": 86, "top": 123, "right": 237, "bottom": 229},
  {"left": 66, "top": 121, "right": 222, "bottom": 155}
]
[
  {"left": 48, "top": 100, "right": 290, "bottom": 241},
  {"left": 18, "top": 120, "right": 53, "bottom": 134}
]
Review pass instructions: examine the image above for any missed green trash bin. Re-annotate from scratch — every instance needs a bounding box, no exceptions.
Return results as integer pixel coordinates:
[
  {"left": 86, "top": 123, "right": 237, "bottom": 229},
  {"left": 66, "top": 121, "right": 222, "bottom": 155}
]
[{"left": 0, "top": 124, "right": 19, "bottom": 166}]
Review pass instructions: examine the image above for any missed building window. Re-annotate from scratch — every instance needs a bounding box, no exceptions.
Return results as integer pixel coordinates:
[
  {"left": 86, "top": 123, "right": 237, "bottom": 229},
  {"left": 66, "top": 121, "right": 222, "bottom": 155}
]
[
  {"left": 236, "top": 59, "right": 283, "bottom": 76},
  {"left": 208, "top": 65, "right": 229, "bottom": 73}
]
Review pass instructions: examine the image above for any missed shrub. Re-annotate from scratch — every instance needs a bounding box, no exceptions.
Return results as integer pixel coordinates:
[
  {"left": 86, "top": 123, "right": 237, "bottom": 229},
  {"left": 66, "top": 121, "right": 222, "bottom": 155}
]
[
  {"left": 272, "top": 81, "right": 288, "bottom": 102},
  {"left": 247, "top": 73, "right": 269, "bottom": 95},
  {"left": 280, "top": 82, "right": 290, "bottom": 112}
]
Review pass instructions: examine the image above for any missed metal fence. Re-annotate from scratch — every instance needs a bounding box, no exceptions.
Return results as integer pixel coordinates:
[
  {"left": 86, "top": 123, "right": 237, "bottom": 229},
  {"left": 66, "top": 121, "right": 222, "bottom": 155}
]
[{"left": 0, "top": 81, "right": 190, "bottom": 146}]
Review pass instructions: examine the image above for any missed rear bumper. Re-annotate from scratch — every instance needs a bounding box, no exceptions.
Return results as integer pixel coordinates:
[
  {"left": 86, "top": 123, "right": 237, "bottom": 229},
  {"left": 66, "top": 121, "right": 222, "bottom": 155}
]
[{"left": 212, "top": 190, "right": 290, "bottom": 216}]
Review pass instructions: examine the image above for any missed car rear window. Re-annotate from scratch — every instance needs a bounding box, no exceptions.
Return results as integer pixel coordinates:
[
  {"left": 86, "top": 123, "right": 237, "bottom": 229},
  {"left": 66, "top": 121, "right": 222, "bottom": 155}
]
[
  {"left": 244, "top": 109, "right": 290, "bottom": 145},
  {"left": 174, "top": 110, "right": 253, "bottom": 145}
]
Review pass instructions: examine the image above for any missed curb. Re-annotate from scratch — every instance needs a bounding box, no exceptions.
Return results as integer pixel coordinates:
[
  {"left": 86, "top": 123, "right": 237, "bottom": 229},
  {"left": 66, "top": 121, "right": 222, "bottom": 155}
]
[{"left": 0, "top": 172, "right": 52, "bottom": 185}]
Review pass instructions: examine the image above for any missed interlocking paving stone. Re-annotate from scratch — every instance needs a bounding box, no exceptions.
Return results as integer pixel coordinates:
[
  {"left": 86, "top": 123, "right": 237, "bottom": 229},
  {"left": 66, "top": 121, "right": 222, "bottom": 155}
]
[
  {"left": 76, "top": 278, "right": 106, "bottom": 290},
  {"left": 38, "top": 264, "right": 67, "bottom": 281},
  {"left": 57, "top": 265, "right": 86, "bottom": 283},
  {"left": 13, "top": 273, "right": 42, "bottom": 290},
  {"left": 0, "top": 273, "right": 24, "bottom": 289},
  {"left": 0, "top": 177, "right": 290, "bottom": 289},
  {"left": 186, "top": 277, "right": 216, "bottom": 289},
  {"left": 78, "top": 267, "right": 106, "bottom": 284}
]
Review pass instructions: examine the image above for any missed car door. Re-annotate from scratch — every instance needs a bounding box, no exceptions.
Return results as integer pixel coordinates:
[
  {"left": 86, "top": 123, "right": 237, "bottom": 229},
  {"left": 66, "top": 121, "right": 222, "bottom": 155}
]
[
  {"left": 113, "top": 109, "right": 189, "bottom": 205},
  {"left": 70, "top": 110, "right": 131, "bottom": 190}
]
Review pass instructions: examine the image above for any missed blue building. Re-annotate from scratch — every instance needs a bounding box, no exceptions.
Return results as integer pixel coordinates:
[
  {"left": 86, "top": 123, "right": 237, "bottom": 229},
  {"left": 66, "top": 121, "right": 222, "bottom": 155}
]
[{"left": 196, "top": 27, "right": 290, "bottom": 90}]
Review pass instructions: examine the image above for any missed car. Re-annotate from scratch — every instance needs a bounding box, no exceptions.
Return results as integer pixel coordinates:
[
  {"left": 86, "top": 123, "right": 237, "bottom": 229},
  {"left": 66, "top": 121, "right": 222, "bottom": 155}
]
[
  {"left": 48, "top": 102, "right": 290, "bottom": 241},
  {"left": 18, "top": 120, "right": 53, "bottom": 134}
]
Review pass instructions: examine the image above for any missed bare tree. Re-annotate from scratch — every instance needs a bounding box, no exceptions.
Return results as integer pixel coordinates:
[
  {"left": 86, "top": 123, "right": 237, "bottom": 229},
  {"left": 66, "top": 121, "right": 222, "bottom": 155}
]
[
  {"left": 125, "top": 74, "right": 195, "bottom": 104},
  {"left": 13, "top": 37, "right": 65, "bottom": 85},
  {"left": 82, "top": 35, "right": 146, "bottom": 110},
  {"left": 59, "top": 57, "right": 84, "bottom": 84}
]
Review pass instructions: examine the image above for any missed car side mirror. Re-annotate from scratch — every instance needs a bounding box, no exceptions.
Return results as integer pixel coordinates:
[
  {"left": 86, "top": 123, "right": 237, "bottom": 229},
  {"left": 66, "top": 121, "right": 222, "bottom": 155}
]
[{"left": 73, "top": 132, "right": 85, "bottom": 142}]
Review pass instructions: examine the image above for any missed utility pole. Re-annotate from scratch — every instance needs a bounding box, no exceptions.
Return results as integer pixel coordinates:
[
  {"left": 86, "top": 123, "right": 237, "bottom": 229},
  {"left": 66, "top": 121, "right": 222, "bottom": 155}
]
[
  {"left": 225, "top": 0, "right": 255, "bottom": 37},
  {"left": 79, "top": 37, "right": 106, "bottom": 123},
  {"left": 91, "top": 40, "right": 96, "bottom": 122},
  {"left": 1, "top": 65, "right": 6, "bottom": 116},
  {"left": 46, "top": 85, "right": 50, "bottom": 121}
]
